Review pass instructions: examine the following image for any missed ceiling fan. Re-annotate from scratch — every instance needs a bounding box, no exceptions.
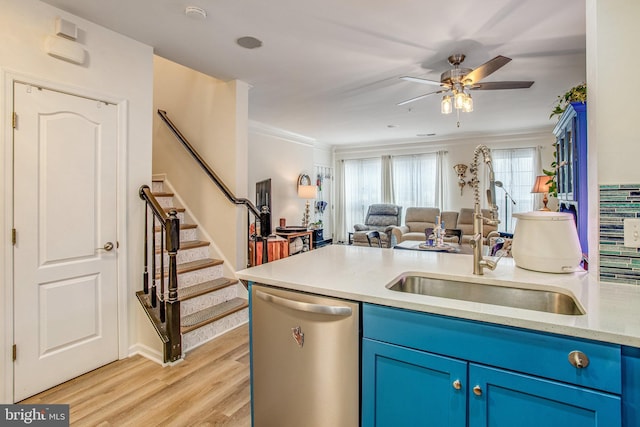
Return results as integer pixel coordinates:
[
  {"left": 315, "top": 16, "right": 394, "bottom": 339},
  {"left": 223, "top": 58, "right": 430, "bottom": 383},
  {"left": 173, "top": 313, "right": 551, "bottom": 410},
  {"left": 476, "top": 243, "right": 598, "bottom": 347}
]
[{"left": 398, "top": 54, "right": 534, "bottom": 111}]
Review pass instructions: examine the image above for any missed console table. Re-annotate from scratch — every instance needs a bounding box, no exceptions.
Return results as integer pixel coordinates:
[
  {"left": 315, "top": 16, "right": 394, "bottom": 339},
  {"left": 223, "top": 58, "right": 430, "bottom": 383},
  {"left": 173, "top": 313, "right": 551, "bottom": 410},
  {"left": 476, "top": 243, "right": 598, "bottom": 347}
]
[{"left": 275, "top": 230, "right": 313, "bottom": 255}]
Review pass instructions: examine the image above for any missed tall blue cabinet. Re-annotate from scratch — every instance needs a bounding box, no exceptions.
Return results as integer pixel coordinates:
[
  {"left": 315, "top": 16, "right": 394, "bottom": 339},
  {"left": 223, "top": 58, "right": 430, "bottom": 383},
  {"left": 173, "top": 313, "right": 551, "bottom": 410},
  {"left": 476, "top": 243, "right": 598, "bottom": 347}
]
[{"left": 552, "top": 102, "right": 588, "bottom": 256}]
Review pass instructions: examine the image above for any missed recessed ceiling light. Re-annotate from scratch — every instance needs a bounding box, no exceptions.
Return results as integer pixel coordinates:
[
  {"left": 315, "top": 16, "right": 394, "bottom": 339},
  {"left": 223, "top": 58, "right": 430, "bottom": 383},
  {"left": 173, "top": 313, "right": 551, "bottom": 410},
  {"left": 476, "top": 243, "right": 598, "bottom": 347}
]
[
  {"left": 416, "top": 133, "right": 436, "bottom": 137},
  {"left": 185, "top": 6, "right": 207, "bottom": 19},
  {"left": 236, "top": 36, "right": 263, "bottom": 49}
]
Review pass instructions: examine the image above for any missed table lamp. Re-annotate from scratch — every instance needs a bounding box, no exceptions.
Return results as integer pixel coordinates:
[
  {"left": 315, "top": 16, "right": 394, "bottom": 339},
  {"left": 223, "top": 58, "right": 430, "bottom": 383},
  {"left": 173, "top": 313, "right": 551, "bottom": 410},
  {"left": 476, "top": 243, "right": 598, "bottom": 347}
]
[
  {"left": 297, "top": 174, "right": 317, "bottom": 227},
  {"left": 531, "top": 175, "right": 551, "bottom": 211}
]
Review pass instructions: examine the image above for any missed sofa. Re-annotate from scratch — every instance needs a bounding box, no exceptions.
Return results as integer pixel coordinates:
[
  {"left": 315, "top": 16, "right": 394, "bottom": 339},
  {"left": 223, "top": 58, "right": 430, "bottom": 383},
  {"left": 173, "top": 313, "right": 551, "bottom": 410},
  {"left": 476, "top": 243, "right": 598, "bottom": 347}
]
[
  {"left": 391, "top": 207, "right": 498, "bottom": 245},
  {"left": 352, "top": 204, "right": 403, "bottom": 248}
]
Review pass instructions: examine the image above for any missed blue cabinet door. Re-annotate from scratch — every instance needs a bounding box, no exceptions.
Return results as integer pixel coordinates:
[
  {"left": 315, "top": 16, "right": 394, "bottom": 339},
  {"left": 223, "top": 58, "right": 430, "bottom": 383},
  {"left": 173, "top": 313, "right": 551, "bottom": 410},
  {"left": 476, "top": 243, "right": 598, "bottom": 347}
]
[
  {"left": 362, "top": 338, "right": 467, "bottom": 427},
  {"left": 468, "top": 363, "right": 621, "bottom": 427}
]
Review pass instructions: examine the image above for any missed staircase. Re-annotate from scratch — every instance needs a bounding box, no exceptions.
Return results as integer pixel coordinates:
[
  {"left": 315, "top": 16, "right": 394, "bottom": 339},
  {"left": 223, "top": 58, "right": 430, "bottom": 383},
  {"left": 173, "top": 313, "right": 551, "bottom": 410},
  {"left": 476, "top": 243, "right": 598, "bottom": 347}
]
[{"left": 138, "top": 177, "right": 248, "bottom": 359}]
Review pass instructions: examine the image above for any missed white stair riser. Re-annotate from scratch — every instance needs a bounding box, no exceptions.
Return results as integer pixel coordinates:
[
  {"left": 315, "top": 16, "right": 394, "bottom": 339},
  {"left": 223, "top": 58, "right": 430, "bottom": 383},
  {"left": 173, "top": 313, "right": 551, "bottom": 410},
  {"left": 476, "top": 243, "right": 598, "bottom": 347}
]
[
  {"left": 155, "top": 245, "right": 210, "bottom": 266},
  {"left": 180, "top": 286, "right": 238, "bottom": 316},
  {"left": 156, "top": 196, "right": 174, "bottom": 209},
  {"left": 182, "top": 308, "right": 248, "bottom": 352},
  {"left": 154, "top": 226, "right": 197, "bottom": 246},
  {"left": 152, "top": 181, "right": 164, "bottom": 193},
  {"left": 156, "top": 264, "right": 224, "bottom": 289}
]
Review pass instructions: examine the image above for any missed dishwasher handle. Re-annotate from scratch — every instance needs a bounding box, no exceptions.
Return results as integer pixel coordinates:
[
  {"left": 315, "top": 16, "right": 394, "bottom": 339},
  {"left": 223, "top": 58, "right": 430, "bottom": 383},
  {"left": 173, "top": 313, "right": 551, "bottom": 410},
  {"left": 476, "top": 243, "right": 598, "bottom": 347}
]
[{"left": 255, "top": 289, "right": 352, "bottom": 316}]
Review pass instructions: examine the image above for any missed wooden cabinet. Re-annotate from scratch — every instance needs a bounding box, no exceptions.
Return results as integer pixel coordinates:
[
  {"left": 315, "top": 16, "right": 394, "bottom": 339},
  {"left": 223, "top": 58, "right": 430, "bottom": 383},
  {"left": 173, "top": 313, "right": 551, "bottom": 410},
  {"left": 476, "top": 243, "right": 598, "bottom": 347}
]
[
  {"left": 362, "top": 303, "right": 624, "bottom": 427},
  {"left": 553, "top": 102, "right": 587, "bottom": 255}
]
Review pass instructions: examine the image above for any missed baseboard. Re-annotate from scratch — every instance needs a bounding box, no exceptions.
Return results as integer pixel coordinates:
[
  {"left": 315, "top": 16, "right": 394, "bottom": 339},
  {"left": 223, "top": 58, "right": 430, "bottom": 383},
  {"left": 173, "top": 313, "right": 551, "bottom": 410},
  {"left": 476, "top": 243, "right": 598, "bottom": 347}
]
[{"left": 128, "top": 343, "right": 163, "bottom": 365}]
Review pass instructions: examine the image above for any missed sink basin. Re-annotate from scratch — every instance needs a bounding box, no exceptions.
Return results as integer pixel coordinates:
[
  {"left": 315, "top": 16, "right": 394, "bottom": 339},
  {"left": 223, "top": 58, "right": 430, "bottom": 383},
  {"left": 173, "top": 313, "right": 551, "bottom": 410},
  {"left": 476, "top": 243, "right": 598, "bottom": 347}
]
[{"left": 387, "top": 275, "right": 585, "bottom": 315}]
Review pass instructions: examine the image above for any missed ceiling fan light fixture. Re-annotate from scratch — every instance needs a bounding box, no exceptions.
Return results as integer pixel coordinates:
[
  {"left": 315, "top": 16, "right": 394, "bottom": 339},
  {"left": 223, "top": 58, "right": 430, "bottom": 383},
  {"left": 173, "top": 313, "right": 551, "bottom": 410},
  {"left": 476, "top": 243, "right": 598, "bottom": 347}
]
[
  {"left": 441, "top": 95, "right": 452, "bottom": 114},
  {"left": 454, "top": 91, "right": 466, "bottom": 110},
  {"left": 462, "top": 94, "right": 473, "bottom": 112}
]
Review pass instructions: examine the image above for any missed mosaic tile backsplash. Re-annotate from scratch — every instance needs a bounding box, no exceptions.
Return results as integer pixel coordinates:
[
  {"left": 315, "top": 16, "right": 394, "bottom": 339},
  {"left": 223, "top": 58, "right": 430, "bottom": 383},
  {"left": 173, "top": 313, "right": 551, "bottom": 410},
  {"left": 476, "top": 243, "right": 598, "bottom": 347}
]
[{"left": 600, "top": 184, "right": 640, "bottom": 285}]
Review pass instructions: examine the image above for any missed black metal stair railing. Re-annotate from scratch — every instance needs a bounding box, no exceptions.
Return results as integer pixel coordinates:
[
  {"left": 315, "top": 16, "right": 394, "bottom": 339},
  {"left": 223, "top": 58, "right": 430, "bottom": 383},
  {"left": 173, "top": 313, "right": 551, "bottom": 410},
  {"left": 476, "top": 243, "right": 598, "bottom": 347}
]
[
  {"left": 156, "top": 109, "right": 271, "bottom": 267},
  {"left": 138, "top": 185, "right": 181, "bottom": 363}
]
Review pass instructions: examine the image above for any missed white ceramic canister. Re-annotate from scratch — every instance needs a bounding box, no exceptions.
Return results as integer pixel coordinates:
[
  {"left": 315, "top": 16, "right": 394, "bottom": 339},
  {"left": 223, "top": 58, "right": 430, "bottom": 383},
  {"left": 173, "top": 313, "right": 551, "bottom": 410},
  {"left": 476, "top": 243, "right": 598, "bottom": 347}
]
[{"left": 511, "top": 211, "right": 582, "bottom": 273}]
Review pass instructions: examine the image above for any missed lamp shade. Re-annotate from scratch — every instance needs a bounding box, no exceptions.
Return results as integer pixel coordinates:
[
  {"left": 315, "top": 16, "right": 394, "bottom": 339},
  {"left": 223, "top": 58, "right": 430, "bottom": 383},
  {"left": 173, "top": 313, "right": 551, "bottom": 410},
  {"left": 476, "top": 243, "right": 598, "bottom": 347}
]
[
  {"left": 297, "top": 185, "right": 317, "bottom": 199},
  {"left": 531, "top": 175, "right": 551, "bottom": 193}
]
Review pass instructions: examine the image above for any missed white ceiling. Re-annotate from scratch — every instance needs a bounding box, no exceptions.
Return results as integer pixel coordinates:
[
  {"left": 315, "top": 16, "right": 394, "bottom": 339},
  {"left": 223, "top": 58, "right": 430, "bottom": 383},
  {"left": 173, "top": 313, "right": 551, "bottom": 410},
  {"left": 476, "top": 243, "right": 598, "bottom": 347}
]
[{"left": 41, "top": 0, "right": 586, "bottom": 146}]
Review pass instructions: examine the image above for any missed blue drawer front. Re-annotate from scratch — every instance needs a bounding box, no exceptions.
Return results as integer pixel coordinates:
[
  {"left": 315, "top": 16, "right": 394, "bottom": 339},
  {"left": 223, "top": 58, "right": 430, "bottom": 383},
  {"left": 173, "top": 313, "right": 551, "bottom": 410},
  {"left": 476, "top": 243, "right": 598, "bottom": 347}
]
[{"left": 363, "top": 303, "right": 621, "bottom": 394}]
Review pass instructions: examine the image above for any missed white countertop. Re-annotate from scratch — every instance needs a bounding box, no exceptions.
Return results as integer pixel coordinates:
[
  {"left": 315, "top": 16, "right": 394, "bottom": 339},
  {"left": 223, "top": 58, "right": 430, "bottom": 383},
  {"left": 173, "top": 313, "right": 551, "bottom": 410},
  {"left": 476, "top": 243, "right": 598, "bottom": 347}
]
[{"left": 236, "top": 245, "right": 640, "bottom": 347}]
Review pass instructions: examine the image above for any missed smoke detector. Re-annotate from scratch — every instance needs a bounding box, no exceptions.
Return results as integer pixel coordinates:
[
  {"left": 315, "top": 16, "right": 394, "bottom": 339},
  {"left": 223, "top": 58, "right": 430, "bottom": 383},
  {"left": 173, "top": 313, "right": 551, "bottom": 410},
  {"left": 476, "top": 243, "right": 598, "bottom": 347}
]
[{"left": 185, "top": 6, "right": 207, "bottom": 19}]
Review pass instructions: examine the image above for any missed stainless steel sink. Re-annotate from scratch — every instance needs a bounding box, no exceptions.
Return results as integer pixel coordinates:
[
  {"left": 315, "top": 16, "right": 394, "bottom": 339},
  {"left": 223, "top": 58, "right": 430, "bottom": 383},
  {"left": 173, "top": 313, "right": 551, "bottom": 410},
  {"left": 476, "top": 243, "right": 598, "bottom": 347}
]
[{"left": 387, "top": 275, "right": 585, "bottom": 315}]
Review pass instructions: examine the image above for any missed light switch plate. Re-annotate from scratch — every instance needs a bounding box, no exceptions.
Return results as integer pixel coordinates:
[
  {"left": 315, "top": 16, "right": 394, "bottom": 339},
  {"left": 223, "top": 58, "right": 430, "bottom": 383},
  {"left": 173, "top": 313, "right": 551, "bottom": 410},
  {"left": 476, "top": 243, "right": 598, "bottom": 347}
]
[{"left": 623, "top": 218, "right": 640, "bottom": 248}]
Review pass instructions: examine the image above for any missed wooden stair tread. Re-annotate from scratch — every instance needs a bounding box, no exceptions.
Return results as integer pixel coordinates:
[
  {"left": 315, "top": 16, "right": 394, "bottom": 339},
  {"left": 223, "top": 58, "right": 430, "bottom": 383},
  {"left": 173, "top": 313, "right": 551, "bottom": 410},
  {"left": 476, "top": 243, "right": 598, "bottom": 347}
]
[
  {"left": 155, "top": 258, "right": 223, "bottom": 279},
  {"left": 181, "top": 298, "right": 248, "bottom": 333},
  {"left": 178, "top": 277, "right": 238, "bottom": 301},
  {"left": 163, "top": 207, "right": 185, "bottom": 213},
  {"left": 154, "top": 240, "right": 209, "bottom": 253},
  {"left": 152, "top": 191, "right": 174, "bottom": 198},
  {"left": 155, "top": 223, "right": 196, "bottom": 232}
]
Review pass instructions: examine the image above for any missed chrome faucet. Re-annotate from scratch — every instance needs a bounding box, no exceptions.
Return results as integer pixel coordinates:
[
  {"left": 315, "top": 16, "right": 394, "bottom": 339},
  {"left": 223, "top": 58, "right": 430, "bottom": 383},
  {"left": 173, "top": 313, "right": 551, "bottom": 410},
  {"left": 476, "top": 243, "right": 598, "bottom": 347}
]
[{"left": 468, "top": 145, "right": 501, "bottom": 275}]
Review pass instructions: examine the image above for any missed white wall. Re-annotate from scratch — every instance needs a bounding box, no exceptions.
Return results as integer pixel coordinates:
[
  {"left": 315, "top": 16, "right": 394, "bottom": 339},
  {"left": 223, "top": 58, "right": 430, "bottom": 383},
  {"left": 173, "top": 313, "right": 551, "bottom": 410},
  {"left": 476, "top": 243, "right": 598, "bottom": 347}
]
[
  {"left": 586, "top": 0, "right": 640, "bottom": 276},
  {"left": 153, "top": 56, "right": 249, "bottom": 271},
  {"left": 248, "top": 127, "right": 315, "bottom": 229},
  {"left": 0, "top": 0, "right": 153, "bottom": 403}
]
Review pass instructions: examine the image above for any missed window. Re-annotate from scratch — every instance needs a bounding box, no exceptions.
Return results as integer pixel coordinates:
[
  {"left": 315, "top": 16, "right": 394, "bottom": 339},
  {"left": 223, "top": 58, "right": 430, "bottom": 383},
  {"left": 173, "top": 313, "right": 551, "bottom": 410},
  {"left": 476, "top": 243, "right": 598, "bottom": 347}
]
[
  {"left": 492, "top": 147, "right": 537, "bottom": 233},
  {"left": 344, "top": 158, "right": 381, "bottom": 231},
  {"left": 392, "top": 154, "right": 438, "bottom": 222}
]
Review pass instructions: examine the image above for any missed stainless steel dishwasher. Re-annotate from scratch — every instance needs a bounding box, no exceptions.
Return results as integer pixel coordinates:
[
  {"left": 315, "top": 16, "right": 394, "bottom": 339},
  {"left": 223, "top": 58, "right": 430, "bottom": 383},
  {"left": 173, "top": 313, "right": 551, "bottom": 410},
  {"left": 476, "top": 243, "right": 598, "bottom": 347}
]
[{"left": 250, "top": 283, "right": 360, "bottom": 427}]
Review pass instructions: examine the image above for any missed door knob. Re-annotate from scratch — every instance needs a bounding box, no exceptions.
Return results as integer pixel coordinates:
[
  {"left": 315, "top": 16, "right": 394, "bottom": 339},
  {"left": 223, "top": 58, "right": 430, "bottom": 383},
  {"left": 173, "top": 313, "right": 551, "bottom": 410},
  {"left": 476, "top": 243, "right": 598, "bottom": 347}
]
[
  {"left": 97, "top": 242, "right": 114, "bottom": 251},
  {"left": 452, "top": 379, "right": 461, "bottom": 390},
  {"left": 473, "top": 385, "right": 482, "bottom": 396}
]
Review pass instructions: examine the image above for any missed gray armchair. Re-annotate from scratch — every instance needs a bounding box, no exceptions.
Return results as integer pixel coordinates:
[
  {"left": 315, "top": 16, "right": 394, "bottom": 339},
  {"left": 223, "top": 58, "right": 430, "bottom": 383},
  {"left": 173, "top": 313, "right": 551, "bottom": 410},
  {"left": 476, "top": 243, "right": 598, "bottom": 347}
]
[{"left": 352, "top": 204, "right": 403, "bottom": 248}]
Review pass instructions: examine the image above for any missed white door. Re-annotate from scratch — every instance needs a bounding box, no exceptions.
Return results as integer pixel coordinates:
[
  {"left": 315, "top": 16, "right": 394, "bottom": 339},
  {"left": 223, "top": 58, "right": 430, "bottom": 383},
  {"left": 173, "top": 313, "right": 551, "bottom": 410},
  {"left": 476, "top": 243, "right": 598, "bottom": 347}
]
[{"left": 13, "top": 82, "right": 119, "bottom": 401}]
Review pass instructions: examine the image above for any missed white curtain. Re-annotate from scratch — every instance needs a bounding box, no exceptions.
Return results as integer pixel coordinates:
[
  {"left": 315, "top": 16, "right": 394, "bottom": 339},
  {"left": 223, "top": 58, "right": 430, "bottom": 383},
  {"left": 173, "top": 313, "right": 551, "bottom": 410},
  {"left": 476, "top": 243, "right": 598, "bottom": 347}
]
[
  {"left": 392, "top": 153, "right": 437, "bottom": 222},
  {"left": 334, "top": 161, "right": 347, "bottom": 243},
  {"left": 492, "top": 147, "right": 537, "bottom": 233},
  {"left": 435, "top": 150, "right": 448, "bottom": 210},
  {"left": 343, "top": 158, "right": 382, "bottom": 234},
  {"left": 381, "top": 155, "right": 395, "bottom": 204}
]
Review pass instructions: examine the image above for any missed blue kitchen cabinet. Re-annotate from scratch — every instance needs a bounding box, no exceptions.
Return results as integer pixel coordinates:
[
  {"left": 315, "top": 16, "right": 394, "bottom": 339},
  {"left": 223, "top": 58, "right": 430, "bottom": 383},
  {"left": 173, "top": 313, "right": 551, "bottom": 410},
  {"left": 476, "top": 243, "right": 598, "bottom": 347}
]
[
  {"left": 553, "top": 101, "right": 588, "bottom": 256},
  {"left": 468, "top": 364, "right": 619, "bottom": 427},
  {"left": 362, "top": 303, "right": 626, "bottom": 427},
  {"left": 362, "top": 338, "right": 466, "bottom": 427}
]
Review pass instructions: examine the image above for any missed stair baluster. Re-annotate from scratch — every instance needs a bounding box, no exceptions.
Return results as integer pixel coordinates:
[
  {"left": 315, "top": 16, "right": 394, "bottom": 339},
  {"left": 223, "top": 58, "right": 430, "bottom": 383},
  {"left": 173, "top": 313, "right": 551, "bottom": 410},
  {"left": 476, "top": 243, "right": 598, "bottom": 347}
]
[{"left": 151, "top": 215, "right": 157, "bottom": 308}]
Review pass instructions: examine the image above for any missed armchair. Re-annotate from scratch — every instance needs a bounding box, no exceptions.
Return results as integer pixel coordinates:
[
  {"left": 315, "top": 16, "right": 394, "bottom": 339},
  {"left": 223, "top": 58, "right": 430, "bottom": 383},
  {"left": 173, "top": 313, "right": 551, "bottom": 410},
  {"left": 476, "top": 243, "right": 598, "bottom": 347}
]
[{"left": 352, "top": 204, "right": 403, "bottom": 248}]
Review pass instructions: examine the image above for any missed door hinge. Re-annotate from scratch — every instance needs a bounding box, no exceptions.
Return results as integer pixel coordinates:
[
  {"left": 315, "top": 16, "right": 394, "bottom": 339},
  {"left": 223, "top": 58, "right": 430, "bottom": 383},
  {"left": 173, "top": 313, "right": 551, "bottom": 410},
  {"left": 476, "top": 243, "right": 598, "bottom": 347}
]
[
  {"left": 12, "top": 344, "right": 16, "bottom": 361},
  {"left": 12, "top": 112, "right": 17, "bottom": 129},
  {"left": 12, "top": 228, "right": 16, "bottom": 245}
]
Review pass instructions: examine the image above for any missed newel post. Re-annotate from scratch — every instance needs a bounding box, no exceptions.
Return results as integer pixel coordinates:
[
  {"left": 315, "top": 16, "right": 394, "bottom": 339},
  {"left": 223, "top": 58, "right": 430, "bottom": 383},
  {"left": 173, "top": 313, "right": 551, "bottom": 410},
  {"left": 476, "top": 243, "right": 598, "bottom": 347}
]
[{"left": 165, "top": 211, "right": 182, "bottom": 361}]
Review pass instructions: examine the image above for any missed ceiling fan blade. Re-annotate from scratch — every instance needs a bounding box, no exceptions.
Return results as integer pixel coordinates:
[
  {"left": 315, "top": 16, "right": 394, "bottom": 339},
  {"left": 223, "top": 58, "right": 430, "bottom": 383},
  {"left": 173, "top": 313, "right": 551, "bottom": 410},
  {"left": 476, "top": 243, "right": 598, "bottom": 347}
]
[
  {"left": 463, "top": 55, "right": 512, "bottom": 84},
  {"left": 397, "top": 89, "right": 447, "bottom": 106},
  {"left": 400, "top": 76, "right": 444, "bottom": 86},
  {"left": 471, "top": 81, "right": 534, "bottom": 90}
]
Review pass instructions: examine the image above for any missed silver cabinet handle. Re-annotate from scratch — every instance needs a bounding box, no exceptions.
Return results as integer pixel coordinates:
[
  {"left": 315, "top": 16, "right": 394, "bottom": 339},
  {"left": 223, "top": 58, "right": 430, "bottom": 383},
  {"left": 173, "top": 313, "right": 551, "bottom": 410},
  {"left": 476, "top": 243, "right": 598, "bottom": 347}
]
[
  {"left": 97, "top": 242, "right": 114, "bottom": 251},
  {"left": 255, "top": 289, "right": 352, "bottom": 316},
  {"left": 568, "top": 350, "right": 590, "bottom": 368}
]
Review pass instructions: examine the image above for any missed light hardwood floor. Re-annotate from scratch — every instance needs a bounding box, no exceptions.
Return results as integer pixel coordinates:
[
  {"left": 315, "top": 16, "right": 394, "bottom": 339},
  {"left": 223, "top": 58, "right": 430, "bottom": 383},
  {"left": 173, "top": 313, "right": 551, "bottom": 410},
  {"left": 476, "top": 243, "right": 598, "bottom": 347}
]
[{"left": 21, "top": 324, "right": 251, "bottom": 426}]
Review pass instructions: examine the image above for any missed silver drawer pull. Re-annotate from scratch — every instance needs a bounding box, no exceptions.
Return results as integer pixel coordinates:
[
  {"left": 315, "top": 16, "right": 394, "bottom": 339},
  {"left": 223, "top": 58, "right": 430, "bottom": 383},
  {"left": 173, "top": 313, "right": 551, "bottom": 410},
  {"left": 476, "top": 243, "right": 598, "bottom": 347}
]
[{"left": 568, "top": 350, "right": 590, "bottom": 368}]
